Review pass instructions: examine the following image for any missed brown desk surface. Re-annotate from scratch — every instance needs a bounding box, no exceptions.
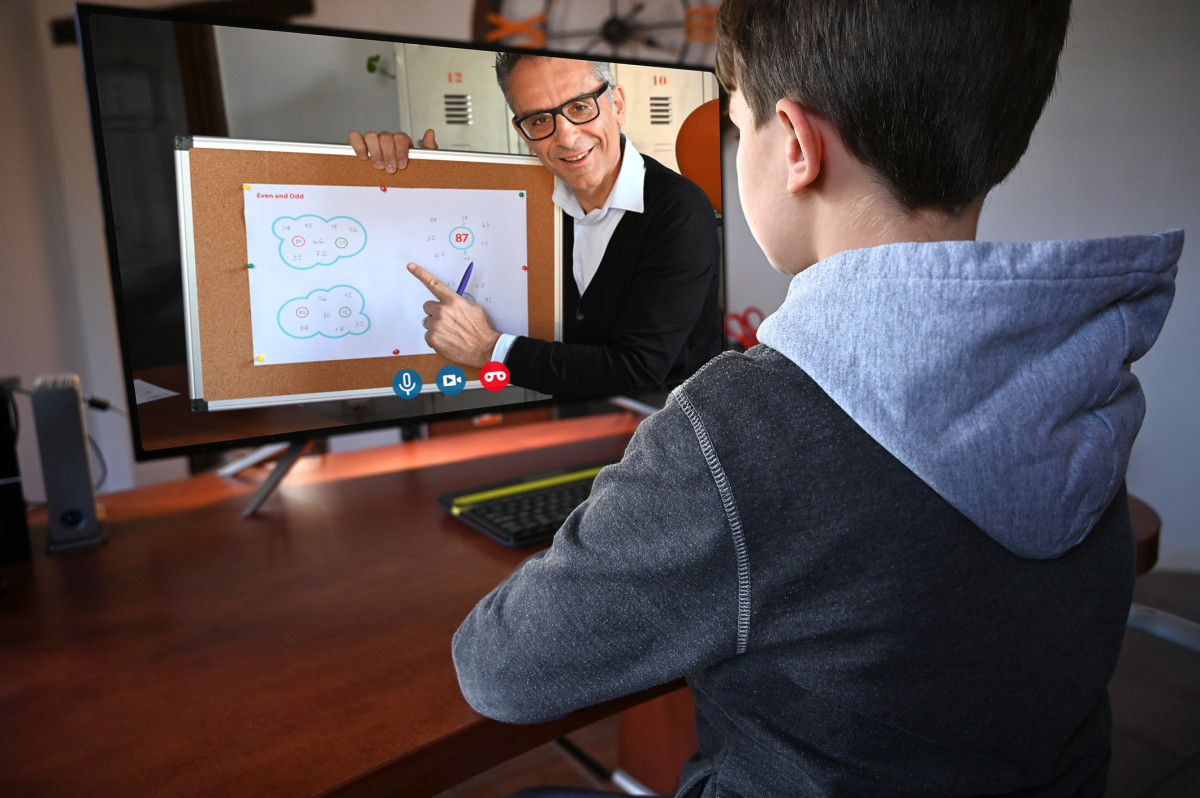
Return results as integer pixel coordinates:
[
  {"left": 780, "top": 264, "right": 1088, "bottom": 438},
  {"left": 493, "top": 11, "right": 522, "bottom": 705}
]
[{"left": 1, "top": 413, "right": 671, "bottom": 797}]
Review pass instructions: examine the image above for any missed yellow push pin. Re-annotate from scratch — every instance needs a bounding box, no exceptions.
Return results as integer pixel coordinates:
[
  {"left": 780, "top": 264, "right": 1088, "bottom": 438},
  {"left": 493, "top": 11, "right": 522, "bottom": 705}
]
[
  {"left": 256, "top": 355, "right": 265, "bottom": 363},
  {"left": 243, "top": 184, "right": 251, "bottom": 190}
]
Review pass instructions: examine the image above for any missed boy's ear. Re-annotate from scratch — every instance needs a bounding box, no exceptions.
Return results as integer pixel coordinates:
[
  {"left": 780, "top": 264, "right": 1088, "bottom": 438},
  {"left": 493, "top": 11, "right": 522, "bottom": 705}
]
[{"left": 775, "top": 99, "right": 822, "bottom": 195}]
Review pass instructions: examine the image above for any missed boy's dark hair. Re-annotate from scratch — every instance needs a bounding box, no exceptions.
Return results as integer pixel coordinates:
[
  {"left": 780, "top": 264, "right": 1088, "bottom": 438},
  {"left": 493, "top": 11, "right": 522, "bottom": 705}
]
[{"left": 716, "top": 0, "right": 1071, "bottom": 214}]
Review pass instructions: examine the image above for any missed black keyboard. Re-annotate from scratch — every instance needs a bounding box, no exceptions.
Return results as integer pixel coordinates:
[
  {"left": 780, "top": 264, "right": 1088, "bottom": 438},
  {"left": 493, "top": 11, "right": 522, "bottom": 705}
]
[{"left": 437, "top": 462, "right": 613, "bottom": 547}]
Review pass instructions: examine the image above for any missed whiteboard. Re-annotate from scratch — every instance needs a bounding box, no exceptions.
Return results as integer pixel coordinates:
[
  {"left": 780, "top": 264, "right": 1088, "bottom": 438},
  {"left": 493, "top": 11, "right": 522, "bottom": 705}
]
[
  {"left": 174, "top": 136, "right": 560, "bottom": 411},
  {"left": 242, "top": 183, "right": 530, "bottom": 366}
]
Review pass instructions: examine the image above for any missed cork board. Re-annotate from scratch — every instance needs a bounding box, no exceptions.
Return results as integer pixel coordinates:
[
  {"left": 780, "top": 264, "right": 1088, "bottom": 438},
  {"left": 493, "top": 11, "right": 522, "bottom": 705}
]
[{"left": 177, "top": 137, "right": 558, "bottom": 409}]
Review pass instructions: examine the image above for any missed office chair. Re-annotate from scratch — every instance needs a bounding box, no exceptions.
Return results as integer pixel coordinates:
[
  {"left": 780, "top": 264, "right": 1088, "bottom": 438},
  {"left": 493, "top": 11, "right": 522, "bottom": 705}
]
[{"left": 1127, "top": 496, "right": 1200, "bottom": 654}]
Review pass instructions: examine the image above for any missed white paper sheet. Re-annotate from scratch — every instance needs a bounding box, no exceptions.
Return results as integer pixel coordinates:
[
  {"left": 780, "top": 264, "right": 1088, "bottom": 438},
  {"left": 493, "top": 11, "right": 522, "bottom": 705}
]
[
  {"left": 133, "top": 379, "right": 179, "bottom": 405},
  {"left": 242, "top": 183, "right": 529, "bottom": 366}
]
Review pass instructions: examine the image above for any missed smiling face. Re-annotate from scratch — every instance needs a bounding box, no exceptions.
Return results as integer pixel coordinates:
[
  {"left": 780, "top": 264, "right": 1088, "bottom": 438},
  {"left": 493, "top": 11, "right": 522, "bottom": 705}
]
[{"left": 507, "top": 58, "right": 627, "bottom": 214}]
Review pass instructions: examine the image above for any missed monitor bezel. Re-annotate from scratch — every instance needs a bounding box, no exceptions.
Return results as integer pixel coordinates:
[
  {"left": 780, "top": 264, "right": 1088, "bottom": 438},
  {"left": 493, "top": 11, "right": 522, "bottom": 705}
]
[{"left": 76, "top": 2, "right": 727, "bottom": 461}]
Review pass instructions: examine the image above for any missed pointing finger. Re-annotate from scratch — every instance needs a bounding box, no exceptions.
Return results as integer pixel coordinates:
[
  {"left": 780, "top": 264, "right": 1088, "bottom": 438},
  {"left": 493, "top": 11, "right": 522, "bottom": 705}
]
[{"left": 408, "top": 262, "right": 456, "bottom": 301}]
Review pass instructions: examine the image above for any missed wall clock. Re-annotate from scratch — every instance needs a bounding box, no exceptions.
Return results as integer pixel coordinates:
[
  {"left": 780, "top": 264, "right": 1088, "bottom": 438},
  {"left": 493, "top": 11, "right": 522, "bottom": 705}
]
[{"left": 472, "top": 0, "right": 720, "bottom": 66}]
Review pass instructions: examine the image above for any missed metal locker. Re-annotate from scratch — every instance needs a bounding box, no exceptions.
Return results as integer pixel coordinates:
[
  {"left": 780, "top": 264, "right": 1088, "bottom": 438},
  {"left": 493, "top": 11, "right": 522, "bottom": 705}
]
[
  {"left": 393, "top": 43, "right": 517, "bottom": 154},
  {"left": 613, "top": 63, "right": 718, "bottom": 173}
]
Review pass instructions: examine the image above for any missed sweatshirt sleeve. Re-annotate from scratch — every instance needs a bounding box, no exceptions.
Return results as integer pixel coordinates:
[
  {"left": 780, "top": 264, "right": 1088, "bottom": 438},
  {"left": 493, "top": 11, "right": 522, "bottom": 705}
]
[{"left": 451, "top": 393, "right": 744, "bottom": 723}]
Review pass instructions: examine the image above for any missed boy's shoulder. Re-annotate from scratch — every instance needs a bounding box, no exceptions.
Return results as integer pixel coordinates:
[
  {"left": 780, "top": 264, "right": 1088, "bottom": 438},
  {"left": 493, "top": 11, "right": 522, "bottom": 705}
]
[
  {"left": 675, "top": 345, "right": 812, "bottom": 404},
  {"left": 666, "top": 345, "right": 851, "bottom": 452}
]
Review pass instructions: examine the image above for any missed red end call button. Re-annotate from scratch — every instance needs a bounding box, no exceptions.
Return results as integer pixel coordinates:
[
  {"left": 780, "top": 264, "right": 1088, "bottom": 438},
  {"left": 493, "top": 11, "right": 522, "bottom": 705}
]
[{"left": 480, "top": 361, "right": 510, "bottom": 392}]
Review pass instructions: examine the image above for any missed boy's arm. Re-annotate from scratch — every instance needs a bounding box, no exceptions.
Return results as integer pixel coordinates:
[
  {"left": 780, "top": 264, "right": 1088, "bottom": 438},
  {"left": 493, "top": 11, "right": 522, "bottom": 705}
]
[{"left": 451, "top": 394, "right": 744, "bottom": 723}]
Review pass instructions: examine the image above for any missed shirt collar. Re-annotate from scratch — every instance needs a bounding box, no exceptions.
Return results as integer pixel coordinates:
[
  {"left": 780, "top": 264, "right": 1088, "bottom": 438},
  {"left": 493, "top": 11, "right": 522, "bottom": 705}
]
[{"left": 552, "top": 135, "right": 646, "bottom": 222}]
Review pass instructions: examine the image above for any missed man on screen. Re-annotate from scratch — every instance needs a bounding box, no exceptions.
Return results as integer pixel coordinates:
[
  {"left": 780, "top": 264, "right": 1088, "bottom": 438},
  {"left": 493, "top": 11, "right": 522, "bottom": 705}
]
[{"left": 351, "top": 54, "right": 721, "bottom": 399}]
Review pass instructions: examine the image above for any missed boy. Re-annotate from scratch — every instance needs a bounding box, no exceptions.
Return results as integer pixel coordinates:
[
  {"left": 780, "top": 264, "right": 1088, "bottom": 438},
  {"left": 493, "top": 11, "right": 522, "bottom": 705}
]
[{"left": 453, "top": 1, "right": 1183, "bottom": 795}]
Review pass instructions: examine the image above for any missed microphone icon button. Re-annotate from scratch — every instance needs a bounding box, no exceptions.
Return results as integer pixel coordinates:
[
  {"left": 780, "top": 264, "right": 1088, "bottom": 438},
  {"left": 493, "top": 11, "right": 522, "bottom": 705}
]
[{"left": 392, "top": 369, "right": 422, "bottom": 399}]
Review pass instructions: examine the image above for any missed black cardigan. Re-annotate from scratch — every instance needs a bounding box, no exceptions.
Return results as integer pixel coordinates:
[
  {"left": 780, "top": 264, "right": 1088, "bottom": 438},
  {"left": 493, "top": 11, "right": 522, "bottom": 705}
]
[{"left": 505, "top": 155, "right": 721, "bottom": 398}]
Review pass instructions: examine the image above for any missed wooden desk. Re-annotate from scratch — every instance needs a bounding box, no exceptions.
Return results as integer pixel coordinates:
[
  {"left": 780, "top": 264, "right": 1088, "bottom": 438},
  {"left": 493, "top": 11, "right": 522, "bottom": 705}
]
[{"left": 1, "top": 413, "right": 680, "bottom": 797}]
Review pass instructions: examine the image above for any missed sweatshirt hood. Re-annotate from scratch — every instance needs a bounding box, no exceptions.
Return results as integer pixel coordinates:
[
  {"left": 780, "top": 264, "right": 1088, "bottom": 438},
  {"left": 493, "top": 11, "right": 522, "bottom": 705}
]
[{"left": 756, "top": 230, "right": 1181, "bottom": 558}]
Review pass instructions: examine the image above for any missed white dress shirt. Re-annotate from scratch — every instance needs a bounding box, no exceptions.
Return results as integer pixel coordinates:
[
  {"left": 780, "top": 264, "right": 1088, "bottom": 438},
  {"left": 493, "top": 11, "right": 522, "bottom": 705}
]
[{"left": 490, "top": 137, "right": 647, "bottom": 365}]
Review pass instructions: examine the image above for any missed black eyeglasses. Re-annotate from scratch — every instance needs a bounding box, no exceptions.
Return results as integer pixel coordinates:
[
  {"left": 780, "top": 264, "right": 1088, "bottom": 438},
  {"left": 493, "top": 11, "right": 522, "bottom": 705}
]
[{"left": 513, "top": 84, "right": 611, "bottom": 141}]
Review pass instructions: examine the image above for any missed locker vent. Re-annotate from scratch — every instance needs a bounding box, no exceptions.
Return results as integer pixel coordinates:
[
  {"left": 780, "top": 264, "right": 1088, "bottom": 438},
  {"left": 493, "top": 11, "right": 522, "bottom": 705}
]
[
  {"left": 649, "top": 96, "right": 674, "bottom": 125},
  {"left": 444, "top": 94, "right": 472, "bottom": 125}
]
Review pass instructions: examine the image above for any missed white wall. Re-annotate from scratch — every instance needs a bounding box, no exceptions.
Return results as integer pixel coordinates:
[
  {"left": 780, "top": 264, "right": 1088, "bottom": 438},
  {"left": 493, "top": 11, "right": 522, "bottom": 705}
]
[
  {"left": 0, "top": 3, "right": 63, "bottom": 463},
  {"left": 215, "top": 27, "right": 403, "bottom": 145},
  {"left": 2, "top": 0, "right": 167, "bottom": 503},
  {"left": 4, "top": 0, "right": 1197, "bottom": 568}
]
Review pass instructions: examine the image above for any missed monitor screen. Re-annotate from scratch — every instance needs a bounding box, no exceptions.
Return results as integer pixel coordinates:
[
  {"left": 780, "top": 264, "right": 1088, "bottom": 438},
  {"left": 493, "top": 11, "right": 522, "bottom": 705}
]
[{"left": 77, "top": 3, "right": 725, "bottom": 460}]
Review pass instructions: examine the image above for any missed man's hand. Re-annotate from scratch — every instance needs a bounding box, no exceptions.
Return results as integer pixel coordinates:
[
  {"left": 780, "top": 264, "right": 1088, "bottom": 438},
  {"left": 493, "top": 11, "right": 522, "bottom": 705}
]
[
  {"left": 348, "top": 129, "right": 438, "bottom": 173},
  {"left": 409, "top": 262, "right": 501, "bottom": 369}
]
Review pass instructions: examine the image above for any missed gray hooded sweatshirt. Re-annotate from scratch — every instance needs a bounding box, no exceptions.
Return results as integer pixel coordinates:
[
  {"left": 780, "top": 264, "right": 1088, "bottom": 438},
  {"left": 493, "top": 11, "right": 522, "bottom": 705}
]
[
  {"left": 454, "top": 230, "right": 1182, "bottom": 797},
  {"left": 756, "top": 230, "right": 1182, "bottom": 559}
]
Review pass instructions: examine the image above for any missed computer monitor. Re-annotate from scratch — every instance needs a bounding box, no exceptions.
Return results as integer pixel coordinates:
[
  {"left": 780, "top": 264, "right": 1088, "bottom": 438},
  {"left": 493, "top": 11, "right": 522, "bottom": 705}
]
[{"left": 77, "top": 3, "right": 725, "bottom": 461}]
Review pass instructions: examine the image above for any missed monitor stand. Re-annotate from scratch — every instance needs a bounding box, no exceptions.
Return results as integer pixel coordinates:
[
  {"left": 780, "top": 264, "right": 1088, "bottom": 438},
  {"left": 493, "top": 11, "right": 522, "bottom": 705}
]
[{"left": 216, "top": 440, "right": 311, "bottom": 517}]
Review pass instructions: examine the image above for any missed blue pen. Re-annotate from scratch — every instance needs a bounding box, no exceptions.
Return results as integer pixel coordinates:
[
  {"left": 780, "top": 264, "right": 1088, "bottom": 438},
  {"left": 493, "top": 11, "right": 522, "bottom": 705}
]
[{"left": 456, "top": 262, "right": 474, "bottom": 296}]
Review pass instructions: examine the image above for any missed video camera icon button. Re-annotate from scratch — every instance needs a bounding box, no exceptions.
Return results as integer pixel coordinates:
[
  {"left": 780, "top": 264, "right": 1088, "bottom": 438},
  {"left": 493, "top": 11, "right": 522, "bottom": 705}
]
[
  {"left": 392, "top": 369, "right": 422, "bottom": 399},
  {"left": 436, "top": 364, "right": 467, "bottom": 396}
]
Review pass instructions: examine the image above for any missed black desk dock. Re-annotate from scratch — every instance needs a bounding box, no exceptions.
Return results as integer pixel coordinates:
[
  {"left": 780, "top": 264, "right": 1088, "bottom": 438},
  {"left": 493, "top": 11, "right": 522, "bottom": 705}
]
[{"left": 438, "top": 460, "right": 616, "bottom": 546}]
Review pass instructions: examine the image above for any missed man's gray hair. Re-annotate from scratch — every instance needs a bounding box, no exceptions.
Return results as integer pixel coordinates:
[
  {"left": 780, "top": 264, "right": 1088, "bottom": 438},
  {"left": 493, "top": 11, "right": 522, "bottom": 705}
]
[{"left": 494, "top": 53, "right": 614, "bottom": 111}]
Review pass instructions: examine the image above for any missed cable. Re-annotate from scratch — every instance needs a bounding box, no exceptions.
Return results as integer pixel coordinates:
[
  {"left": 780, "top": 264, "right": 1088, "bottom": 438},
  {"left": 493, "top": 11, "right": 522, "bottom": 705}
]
[
  {"left": 87, "top": 433, "right": 109, "bottom": 492},
  {"left": 79, "top": 392, "right": 125, "bottom": 492},
  {"left": 80, "top": 394, "right": 121, "bottom": 491},
  {"left": 84, "top": 395, "right": 128, "bottom": 416},
  {"left": 4, "top": 387, "right": 18, "bottom": 443}
]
